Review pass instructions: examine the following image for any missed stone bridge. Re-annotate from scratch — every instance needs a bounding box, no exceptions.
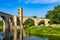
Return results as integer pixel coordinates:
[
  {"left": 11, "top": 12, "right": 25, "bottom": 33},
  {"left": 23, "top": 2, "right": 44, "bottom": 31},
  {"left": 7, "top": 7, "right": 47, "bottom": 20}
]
[
  {"left": 0, "top": 7, "right": 50, "bottom": 40},
  {"left": 23, "top": 16, "right": 50, "bottom": 26}
]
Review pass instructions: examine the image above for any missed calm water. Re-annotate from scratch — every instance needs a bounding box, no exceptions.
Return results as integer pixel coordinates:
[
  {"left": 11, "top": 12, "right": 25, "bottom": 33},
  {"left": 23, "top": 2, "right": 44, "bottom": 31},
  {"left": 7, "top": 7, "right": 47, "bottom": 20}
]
[
  {"left": 0, "top": 32, "right": 60, "bottom": 40},
  {"left": 23, "top": 35, "right": 60, "bottom": 40},
  {"left": 23, "top": 36, "right": 48, "bottom": 40},
  {"left": 23, "top": 34, "right": 60, "bottom": 40},
  {"left": 0, "top": 32, "right": 4, "bottom": 40}
]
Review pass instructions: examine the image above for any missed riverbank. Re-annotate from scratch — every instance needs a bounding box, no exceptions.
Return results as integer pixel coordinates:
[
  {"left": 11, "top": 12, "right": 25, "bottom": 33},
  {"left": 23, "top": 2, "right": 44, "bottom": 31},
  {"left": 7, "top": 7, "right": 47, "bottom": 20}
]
[{"left": 24, "top": 26, "right": 60, "bottom": 37}]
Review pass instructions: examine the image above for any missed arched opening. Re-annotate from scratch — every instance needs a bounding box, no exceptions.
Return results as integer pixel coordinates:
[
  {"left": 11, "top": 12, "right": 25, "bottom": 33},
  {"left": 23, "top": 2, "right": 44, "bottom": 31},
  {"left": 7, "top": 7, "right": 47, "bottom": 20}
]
[
  {"left": 23, "top": 18, "right": 35, "bottom": 28},
  {"left": 10, "top": 17, "right": 14, "bottom": 26},
  {"left": 38, "top": 20, "right": 45, "bottom": 26},
  {"left": 1, "top": 16, "right": 10, "bottom": 33},
  {"left": 17, "top": 17, "right": 20, "bottom": 26},
  {"left": 48, "top": 21, "right": 52, "bottom": 25}
]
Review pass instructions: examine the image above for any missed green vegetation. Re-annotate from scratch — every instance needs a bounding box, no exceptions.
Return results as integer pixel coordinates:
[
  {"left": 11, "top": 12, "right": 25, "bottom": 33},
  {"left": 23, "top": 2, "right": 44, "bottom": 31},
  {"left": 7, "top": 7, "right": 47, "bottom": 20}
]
[
  {"left": 46, "top": 5, "right": 60, "bottom": 24},
  {"left": 0, "top": 20, "right": 3, "bottom": 26},
  {"left": 32, "top": 16, "right": 37, "bottom": 18},
  {"left": 24, "top": 26, "right": 60, "bottom": 36},
  {"left": 0, "top": 20, "right": 3, "bottom": 31},
  {"left": 0, "top": 26, "right": 3, "bottom": 31}
]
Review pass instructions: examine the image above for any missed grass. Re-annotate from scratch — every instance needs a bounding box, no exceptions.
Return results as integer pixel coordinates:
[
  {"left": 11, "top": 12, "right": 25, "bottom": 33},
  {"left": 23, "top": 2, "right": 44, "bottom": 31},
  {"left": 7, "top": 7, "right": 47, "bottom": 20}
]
[{"left": 24, "top": 26, "right": 60, "bottom": 36}]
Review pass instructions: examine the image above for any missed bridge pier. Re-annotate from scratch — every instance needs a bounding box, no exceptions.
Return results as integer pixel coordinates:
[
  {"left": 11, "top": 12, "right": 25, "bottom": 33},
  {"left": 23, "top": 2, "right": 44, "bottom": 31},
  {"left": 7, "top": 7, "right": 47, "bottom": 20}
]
[
  {"left": 34, "top": 18, "right": 38, "bottom": 26},
  {"left": 13, "top": 16, "right": 17, "bottom": 40},
  {"left": 9, "top": 19, "right": 13, "bottom": 32},
  {"left": 45, "top": 20, "right": 49, "bottom": 26}
]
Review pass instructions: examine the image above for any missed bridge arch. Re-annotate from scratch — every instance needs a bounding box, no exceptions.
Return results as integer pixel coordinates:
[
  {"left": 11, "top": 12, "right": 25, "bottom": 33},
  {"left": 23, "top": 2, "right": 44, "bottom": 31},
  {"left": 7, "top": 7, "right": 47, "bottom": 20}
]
[
  {"left": 38, "top": 18, "right": 50, "bottom": 26},
  {"left": 0, "top": 16, "right": 6, "bottom": 31},
  {"left": 23, "top": 18, "right": 35, "bottom": 27},
  {"left": 1, "top": 16, "right": 11, "bottom": 33},
  {"left": 38, "top": 20, "right": 45, "bottom": 26},
  {"left": 23, "top": 17, "right": 38, "bottom": 26}
]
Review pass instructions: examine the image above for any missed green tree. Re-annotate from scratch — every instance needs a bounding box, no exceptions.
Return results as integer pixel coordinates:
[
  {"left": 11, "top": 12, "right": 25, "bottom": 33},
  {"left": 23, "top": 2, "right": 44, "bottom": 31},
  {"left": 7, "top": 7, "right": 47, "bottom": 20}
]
[
  {"left": 23, "top": 18, "right": 35, "bottom": 28},
  {"left": 45, "top": 5, "right": 60, "bottom": 24},
  {"left": 0, "top": 20, "right": 3, "bottom": 26},
  {"left": 32, "top": 16, "right": 37, "bottom": 18},
  {"left": 0, "top": 20, "right": 3, "bottom": 31}
]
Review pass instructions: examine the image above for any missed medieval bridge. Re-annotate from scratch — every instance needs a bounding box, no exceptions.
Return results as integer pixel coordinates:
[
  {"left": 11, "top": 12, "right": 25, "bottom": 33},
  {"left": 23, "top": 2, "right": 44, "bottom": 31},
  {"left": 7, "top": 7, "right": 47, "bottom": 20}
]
[
  {"left": 23, "top": 16, "right": 50, "bottom": 26},
  {"left": 0, "top": 8, "right": 50, "bottom": 40}
]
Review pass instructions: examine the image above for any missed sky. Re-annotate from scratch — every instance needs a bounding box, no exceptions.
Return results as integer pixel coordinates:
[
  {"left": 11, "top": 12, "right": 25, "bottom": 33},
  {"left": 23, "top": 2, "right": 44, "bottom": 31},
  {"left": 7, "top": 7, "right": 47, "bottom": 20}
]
[{"left": 0, "top": 0, "right": 60, "bottom": 18}]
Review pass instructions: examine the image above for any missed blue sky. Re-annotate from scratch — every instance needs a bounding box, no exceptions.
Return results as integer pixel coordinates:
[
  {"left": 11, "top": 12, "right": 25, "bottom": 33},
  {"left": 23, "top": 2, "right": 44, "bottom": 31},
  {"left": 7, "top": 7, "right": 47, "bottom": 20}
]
[{"left": 0, "top": 0, "right": 60, "bottom": 18}]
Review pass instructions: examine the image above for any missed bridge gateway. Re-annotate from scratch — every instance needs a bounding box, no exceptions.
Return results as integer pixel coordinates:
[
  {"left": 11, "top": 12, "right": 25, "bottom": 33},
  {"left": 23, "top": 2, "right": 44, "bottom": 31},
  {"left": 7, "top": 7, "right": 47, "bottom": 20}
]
[{"left": 0, "top": 8, "right": 50, "bottom": 40}]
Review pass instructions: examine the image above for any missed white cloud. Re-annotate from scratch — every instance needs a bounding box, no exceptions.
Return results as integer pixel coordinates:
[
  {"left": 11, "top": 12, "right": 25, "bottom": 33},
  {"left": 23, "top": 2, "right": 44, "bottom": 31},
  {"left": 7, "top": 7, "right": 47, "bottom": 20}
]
[{"left": 22, "top": 0, "right": 60, "bottom": 4}]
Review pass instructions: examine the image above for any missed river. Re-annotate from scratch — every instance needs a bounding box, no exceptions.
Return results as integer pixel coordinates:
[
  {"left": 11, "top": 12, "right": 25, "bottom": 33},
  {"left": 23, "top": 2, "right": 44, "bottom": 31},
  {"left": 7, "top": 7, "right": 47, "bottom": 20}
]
[
  {"left": 23, "top": 34, "right": 60, "bottom": 40},
  {"left": 0, "top": 32, "right": 60, "bottom": 40},
  {"left": 23, "top": 36, "right": 48, "bottom": 40}
]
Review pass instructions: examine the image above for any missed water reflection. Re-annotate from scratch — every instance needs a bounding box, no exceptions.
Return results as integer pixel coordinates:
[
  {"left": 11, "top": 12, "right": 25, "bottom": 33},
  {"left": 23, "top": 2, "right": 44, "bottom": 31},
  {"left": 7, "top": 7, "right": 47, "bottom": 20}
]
[
  {"left": 23, "top": 34, "right": 60, "bottom": 40},
  {"left": 0, "top": 32, "right": 60, "bottom": 40},
  {"left": 23, "top": 36, "right": 48, "bottom": 40},
  {"left": 48, "top": 37, "right": 60, "bottom": 40}
]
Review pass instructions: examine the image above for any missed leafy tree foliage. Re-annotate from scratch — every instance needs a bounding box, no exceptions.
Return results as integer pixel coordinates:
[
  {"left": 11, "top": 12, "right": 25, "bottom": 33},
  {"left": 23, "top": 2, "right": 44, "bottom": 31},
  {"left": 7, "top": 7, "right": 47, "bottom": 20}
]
[
  {"left": 38, "top": 20, "right": 45, "bottom": 25},
  {"left": 0, "top": 20, "right": 3, "bottom": 31},
  {"left": 46, "top": 5, "right": 60, "bottom": 24},
  {"left": 32, "top": 16, "right": 37, "bottom": 18},
  {"left": 23, "top": 18, "right": 35, "bottom": 28},
  {"left": 0, "top": 20, "right": 3, "bottom": 26}
]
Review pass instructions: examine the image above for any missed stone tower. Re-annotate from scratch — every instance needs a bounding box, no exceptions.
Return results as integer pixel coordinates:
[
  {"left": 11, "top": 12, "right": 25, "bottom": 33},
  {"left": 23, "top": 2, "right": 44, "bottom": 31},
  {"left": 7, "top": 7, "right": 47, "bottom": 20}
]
[
  {"left": 18, "top": 7, "right": 23, "bottom": 40},
  {"left": 18, "top": 7, "right": 23, "bottom": 17}
]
